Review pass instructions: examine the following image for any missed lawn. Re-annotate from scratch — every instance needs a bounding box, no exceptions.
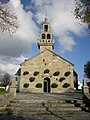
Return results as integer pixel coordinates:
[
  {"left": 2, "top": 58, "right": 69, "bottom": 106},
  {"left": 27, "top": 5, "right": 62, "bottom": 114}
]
[{"left": 0, "top": 88, "right": 8, "bottom": 94}]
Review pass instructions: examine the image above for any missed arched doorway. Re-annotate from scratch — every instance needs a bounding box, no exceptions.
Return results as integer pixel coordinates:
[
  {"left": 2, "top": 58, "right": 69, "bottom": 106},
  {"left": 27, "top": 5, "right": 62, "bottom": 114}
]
[{"left": 44, "top": 77, "right": 50, "bottom": 93}]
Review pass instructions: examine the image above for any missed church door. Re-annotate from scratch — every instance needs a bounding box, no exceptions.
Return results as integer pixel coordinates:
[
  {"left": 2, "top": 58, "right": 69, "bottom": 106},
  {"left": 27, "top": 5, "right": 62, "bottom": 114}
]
[{"left": 44, "top": 78, "right": 50, "bottom": 93}]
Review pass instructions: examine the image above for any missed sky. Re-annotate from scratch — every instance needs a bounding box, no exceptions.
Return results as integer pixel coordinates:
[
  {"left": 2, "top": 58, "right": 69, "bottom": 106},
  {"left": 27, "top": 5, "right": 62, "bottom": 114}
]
[{"left": 0, "top": 0, "right": 90, "bottom": 83}]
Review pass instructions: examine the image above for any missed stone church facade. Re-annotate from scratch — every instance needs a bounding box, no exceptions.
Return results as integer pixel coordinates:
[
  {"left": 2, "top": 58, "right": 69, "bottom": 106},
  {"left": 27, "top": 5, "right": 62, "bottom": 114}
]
[{"left": 15, "top": 16, "right": 78, "bottom": 93}]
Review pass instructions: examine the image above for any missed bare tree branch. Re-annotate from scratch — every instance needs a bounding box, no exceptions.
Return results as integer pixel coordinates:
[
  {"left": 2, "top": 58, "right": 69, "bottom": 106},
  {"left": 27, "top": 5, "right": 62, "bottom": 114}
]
[
  {"left": 0, "top": 3, "right": 18, "bottom": 34},
  {"left": 74, "top": 0, "right": 90, "bottom": 31}
]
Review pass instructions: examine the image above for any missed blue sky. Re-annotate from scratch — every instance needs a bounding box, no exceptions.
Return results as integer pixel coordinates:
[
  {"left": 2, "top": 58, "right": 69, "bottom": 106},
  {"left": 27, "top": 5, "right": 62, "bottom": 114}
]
[{"left": 0, "top": 0, "right": 90, "bottom": 83}]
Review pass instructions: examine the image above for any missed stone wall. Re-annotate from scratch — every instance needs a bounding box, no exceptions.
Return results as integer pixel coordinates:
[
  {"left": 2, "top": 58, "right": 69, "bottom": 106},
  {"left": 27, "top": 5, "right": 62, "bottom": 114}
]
[{"left": 20, "top": 50, "right": 74, "bottom": 93}]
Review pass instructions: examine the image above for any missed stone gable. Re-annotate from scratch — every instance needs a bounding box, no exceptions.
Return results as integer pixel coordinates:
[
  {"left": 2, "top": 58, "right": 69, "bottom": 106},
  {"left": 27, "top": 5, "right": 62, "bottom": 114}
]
[{"left": 20, "top": 49, "right": 74, "bottom": 93}]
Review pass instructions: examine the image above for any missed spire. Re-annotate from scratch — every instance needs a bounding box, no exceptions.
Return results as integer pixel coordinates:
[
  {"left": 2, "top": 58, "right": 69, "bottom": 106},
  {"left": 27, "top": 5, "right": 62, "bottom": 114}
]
[{"left": 45, "top": 14, "right": 48, "bottom": 23}]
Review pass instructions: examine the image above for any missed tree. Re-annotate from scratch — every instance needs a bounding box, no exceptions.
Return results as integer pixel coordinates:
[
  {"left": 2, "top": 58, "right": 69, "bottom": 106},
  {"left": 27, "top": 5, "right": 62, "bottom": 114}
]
[
  {"left": 1, "top": 73, "right": 11, "bottom": 87},
  {"left": 84, "top": 61, "right": 90, "bottom": 79},
  {"left": 0, "top": 2, "right": 18, "bottom": 34},
  {"left": 75, "top": 0, "right": 90, "bottom": 30}
]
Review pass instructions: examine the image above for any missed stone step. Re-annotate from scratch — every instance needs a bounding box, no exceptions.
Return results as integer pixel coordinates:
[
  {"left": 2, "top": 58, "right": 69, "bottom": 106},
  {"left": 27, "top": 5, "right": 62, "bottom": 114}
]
[
  {"left": 9, "top": 103, "right": 81, "bottom": 112},
  {"left": 15, "top": 99, "right": 66, "bottom": 104},
  {"left": 48, "top": 107, "right": 81, "bottom": 112},
  {"left": 9, "top": 102, "right": 75, "bottom": 107},
  {"left": 9, "top": 106, "right": 46, "bottom": 111},
  {"left": 12, "top": 110, "right": 50, "bottom": 116},
  {"left": 9, "top": 107, "right": 48, "bottom": 116},
  {"left": 8, "top": 98, "right": 82, "bottom": 115},
  {"left": 9, "top": 105, "right": 81, "bottom": 116},
  {"left": 16, "top": 100, "right": 49, "bottom": 104},
  {"left": 9, "top": 106, "right": 81, "bottom": 117},
  {"left": 9, "top": 100, "right": 82, "bottom": 109},
  {"left": 44, "top": 103, "right": 75, "bottom": 107},
  {"left": 9, "top": 102, "right": 43, "bottom": 107},
  {"left": 14, "top": 99, "right": 83, "bottom": 104}
]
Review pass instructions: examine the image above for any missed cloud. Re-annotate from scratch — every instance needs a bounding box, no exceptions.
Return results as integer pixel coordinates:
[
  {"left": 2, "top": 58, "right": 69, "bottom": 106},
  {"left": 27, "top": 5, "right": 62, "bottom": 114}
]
[
  {"left": 0, "top": 0, "right": 87, "bottom": 78},
  {"left": 0, "top": 63, "right": 18, "bottom": 76},
  {"left": 0, "top": 0, "right": 38, "bottom": 77},
  {"left": 0, "top": 54, "right": 29, "bottom": 78},
  {"left": 0, "top": 55, "right": 18, "bottom": 77},
  {"left": 0, "top": 0, "right": 39, "bottom": 57},
  {"left": 14, "top": 55, "right": 28, "bottom": 62}
]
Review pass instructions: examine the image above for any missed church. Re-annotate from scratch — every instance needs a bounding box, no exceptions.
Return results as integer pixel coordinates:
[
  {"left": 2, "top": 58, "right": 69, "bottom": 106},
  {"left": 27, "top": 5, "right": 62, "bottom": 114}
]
[{"left": 15, "top": 16, "right": 78, "bottom": 93}]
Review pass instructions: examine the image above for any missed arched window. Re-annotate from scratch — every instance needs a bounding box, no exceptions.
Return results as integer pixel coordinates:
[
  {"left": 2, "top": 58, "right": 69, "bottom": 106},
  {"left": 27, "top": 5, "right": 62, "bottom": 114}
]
[
  {"left": 42, "top": 34, "right": 45, "bottom": 39},
  {"left": 44, "top": 25, "right": 48, "bottom": 32},
  {"left": 47, "top": 34, "right": 51, "bottom": 39}
]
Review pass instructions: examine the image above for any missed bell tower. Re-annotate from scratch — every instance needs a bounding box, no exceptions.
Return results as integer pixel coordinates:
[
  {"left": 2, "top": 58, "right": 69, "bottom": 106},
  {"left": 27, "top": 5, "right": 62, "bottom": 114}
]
[{"left": 37, "top": 15, "right": 54, "bottom": 52}]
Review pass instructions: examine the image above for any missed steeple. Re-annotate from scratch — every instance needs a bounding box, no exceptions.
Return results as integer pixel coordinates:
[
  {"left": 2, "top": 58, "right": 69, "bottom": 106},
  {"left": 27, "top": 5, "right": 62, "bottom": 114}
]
[{"left": 37, "top": 16, "right": 54, "bottom": 52}]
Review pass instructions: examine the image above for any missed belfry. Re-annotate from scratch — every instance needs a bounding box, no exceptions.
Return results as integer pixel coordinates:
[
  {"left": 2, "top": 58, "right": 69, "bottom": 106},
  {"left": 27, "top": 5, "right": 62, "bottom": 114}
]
[{"left": 38, "top": 16, "right": 54, "bottom": 52}]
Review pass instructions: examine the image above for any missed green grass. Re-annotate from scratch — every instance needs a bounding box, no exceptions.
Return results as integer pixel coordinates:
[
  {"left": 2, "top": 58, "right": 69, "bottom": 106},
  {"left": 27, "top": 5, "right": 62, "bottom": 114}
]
[
  {"left": 0, "top": 88, "right": 8, "bottom": 94},
  {"left": 0, "top": 98, "right": 2, "bottom": 101}
]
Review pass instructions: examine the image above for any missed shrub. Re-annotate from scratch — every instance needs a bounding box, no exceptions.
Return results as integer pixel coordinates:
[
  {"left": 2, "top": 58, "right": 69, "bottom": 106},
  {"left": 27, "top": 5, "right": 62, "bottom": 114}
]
[
  {"left": 29, "top": 77, "right": 35, "bottom": 82},
  {"left": 59, "top": 77, "right": 66, "bottom": 82},
  {"left": 64, "top": 71, "right": 71, "bottom": 77},
  {"left": 0, "top": 88, "right": 6, "bottom": 94},
  {"left": 53, "top": 71, "right": 60, "bottom": 76},
  {"left": 51, "top": 83, "right": 58, "bottom": 88},
  {"left": 33, "top": 71, "right": 39, "bottom": 76},
  {"left": 23, "top": 71, "right": 29, "bottom": 76},
  {"left": 44, "top": 69, "right": 50, "bottom": 74},
  {"left": 23, "top": 83, "right": 29, "bottom": 88},
  {"left": 36, "top": 83, "right": 42, "bottom": 88},
  {"left": 63, "top": 83, "right": 70, "bottom": 88}
]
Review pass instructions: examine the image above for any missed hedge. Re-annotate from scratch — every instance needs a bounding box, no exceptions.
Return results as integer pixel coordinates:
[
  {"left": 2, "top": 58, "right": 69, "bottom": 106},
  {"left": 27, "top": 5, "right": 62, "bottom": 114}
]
[
  {"left": 53, "top": 71, "right": 60, "bottom": 76},
  {"left": 44, "top": 69, "right": 50, "bottom": 74},
  {"left": 33, "top": 71, "right": 39, "bottom": 76},
  {"left": 23, "top": 83, "right": 29, "bottom": 88},
  {"left": 36, "top": 83, "right": 42, "bottom": 88},
  {"left": 59, "top": 77, "right": 66, "bottom": 82},
  {"left": 63, "top": 83, "right": 70, "bottom": 88},
  {"left": 64, "top": 71, "right": 71, "bottom": 77},
  {"left": 51, "top": 83, "right": 58, "bottom": 88},
  {"left": 23, "top": 71, "right": 29, "bottom": 75},
  {"left": 29, "top": 77, "right": 35, "bottom": 82}
]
